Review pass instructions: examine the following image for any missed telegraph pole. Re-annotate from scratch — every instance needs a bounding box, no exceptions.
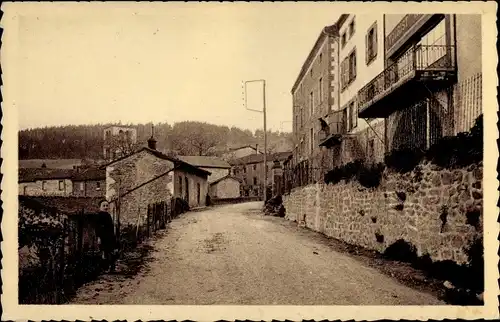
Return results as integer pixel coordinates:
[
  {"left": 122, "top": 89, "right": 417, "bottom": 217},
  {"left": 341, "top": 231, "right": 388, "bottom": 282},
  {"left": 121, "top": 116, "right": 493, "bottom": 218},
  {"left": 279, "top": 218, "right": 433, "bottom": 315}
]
[{"left": 243, "top": 79, "right": 268, "bottom": 202}]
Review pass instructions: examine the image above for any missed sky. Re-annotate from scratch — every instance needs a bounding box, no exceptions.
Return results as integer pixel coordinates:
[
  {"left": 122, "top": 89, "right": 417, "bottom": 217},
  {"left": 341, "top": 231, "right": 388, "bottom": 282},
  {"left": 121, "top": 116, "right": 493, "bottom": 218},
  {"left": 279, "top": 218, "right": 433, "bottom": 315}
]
[{"left": 13, "top": 2, "right": 341, "bottom": 133}]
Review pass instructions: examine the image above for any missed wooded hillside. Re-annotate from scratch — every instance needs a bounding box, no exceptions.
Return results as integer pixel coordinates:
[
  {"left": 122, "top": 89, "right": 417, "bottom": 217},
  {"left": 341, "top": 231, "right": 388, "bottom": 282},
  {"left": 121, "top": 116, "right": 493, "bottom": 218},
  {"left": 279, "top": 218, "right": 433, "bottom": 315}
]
[{"left": 19, "top": 121, "right": 293, "bottom": 160}]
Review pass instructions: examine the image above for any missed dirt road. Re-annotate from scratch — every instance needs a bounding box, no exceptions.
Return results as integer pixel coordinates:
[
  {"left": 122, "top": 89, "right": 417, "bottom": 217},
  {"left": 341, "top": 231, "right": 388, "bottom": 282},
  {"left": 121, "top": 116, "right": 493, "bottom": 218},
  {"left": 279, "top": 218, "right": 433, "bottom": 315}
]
[{"left": 70, "top": 202, "right": 443, "bottom": 305}]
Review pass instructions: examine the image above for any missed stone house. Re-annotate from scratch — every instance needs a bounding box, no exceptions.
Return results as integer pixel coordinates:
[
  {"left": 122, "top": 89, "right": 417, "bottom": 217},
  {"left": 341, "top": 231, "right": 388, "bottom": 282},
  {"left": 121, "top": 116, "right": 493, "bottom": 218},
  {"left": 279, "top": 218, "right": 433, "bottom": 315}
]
[
  {"left": 103, "top": 125, "right": 138, "bottom": 161},
  {"left": 230, "top": 152, "right": 291, "bottom": 197},
  {"left": 222, "top": 145, "right": 260, "bottom": 161},
  {"left": 72, "top": 167, "right": 106, "bottom": 198},
  {"left": 19, "top": 168, "right": 74, "bottom": 196},
  {"left": 105, "top": 139, "right": 210, "bottom": 230},
  {"left": 177, "top": 155, "right": 231, "bottom": 184},
  {"left": 209, "top": 175, "right": 241, "bottom": 199}
]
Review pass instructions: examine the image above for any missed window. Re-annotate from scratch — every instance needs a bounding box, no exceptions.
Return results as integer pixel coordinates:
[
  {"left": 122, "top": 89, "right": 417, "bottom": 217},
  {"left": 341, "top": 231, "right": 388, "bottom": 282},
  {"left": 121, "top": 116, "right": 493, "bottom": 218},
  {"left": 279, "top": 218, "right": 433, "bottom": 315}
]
[
  {"left": 253, "top": 164, "right": 257, "bottom": 171},
  {"left": 319, "top": 53, "right": 323, "bottom": 64},
  {"left": 96, "top": 181, "right": 101, "bottom": 191},
  {"left": 253, "top": 177, "right": 257, "bottom": 185},
  {"left": 348, "top": 49, "right": 357, "bottom": 82},
  {"left": 341, "top": 32, "right": 347, "bottom": 48},
  {"left": 310, "top": 128, "right": 314, "bottom": 154},
  {"left": 244, "top": 166, "right": 247, "bottom": 173},
  {"left": 58, "top": 180, "right": 64, "bottom": 191},
  {"left": 366, "top": 23, "right": 378, "bottom": 65},
  {"left": 80, "top": 182, "right": 84, "bottom": 191},
  {"left": 347, "top": 101, "right": 357, "bottom": 131},
  {"left": 23, "top": 186, "right": 28, "bottom": 195},
  {"left": 416, "top": 19, "right": 447, "bottom": 68},
  {"left": 300, "top": 107, "right": 304, "bottom": 129},
  {"left": 179, "top": 176, "right": 183, "bottom": 196},
  {"left": 341, "top": 49, "right": 357, "bottom": 90},
  {"left": 349, "top": 19, "right": 355, "bottom": 38},
  {"left": 319, "top": 78, "right": 323, "bottom": 102},
  {"left": 367, "top": 139, "right": 375, "bottom": 162},
  {"left": 310, "top": 67, "right": 313, "bottom": 77},
  {"left": 309, "top": 91, "right": 314, "bottom": 115}
]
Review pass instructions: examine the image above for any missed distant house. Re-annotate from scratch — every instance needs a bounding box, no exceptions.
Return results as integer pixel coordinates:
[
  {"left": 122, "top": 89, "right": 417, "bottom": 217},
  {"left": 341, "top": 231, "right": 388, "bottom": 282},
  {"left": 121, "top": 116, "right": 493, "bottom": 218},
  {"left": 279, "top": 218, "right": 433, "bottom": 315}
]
[
  {"left": 19, "top": 168, "right": 74, "bottom": 196},
  {"left": 72, "top": 167, "right": 106, "bottom": 197},
  {"left": 230, "top": 151, "right": 292, "bottom": 197},
  {"left": 103, "top": 125, "right": 138, "bottom": 161},
  {"left": 222, "top": 145, "right": 261, "bottom": 161},
  {"left": 209, "top": 175, "right": 241, "bottom": 199},
  {"left": 19, "top": 159, "right": 84, "bottom": 170},
  {"left": 177, "top": 156, "right": 231, "bottom": 184},
  {"left": 105, "top": 138, "right": 210, "bottom": 231}
]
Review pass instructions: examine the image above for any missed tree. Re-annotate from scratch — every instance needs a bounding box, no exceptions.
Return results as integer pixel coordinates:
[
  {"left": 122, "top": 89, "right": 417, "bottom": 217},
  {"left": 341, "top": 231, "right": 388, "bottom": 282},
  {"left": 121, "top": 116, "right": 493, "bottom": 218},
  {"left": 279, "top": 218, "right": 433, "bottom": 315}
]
[{"left": 170, "top": 121, "right": 228, "bottom": 156}]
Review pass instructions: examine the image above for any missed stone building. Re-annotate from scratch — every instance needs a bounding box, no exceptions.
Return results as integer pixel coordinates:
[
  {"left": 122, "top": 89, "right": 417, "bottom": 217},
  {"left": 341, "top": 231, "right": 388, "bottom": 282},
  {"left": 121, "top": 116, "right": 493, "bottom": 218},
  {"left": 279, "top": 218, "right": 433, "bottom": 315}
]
[
  {"left": 177, "top": 155, "right": 231, "bottom": 184},
  {"left": 359, "top": 14, "right": 482, "bottom": 151},
  {"left": 19, "top": 168, "right": 74, "bottom": 196},
  {"left": 105, "top": 138, "right": 210, "bottom": 230},
  {"left": 231, "top": 152, "right": 291, "bottom": 197},
  {"left": 103, "top": 125, "right": 138, "bottom": 161},
  {"left": 221, "top": 145, "right": 260, "bottom": 161},
  {"left": 209, "top": 175, "right": 241, "bottom": 199},
  {"left": 72, "top": 167, "right": 106, "bottom": 198}
]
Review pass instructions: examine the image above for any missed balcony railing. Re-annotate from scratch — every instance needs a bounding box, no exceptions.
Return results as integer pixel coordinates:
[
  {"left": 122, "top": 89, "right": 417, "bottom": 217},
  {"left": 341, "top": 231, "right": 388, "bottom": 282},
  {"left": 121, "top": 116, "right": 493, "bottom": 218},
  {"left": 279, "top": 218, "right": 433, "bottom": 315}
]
[
  {"left": 318, "top": 108, "right": 347, "bottom": 147},
  {"left": 358, "top": 44, "right": 455, "bottom": 117}
]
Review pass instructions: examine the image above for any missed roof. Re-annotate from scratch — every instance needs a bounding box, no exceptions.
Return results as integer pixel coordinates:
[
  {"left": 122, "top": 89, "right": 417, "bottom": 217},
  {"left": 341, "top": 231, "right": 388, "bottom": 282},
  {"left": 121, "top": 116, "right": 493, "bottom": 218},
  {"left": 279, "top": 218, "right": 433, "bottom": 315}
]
[
  {"left": 19, "top": 159, "right": 83, "bottom": 169},
  {"left": 19, "top": 195, "right": 102, "bottom": 215},
  {"left": 103, "top": 147, "right": 211, "bottom": 177},
  {"left": 336, "top": 14, "right": 349, "bottom": 29},
  {"left": 178, "top": 156, "right": 231, "bottom": 169},
  {"left": 229, "top": 151, "right": 293, "bottom": 165},
  {"left": 227, "top": 145, "right": 259, "bottom": 152},
  {"left": 72, "top": 167, "right": 106, "bottom": 181},
  {"left": 291, "top": 24, "right": 339, "bottom": 94},
  {"left": 209, "top": 175, "right": 242, "bottom": 186},
  {"left": 19, "top": 168, "right": 74, "bottom": 183}
]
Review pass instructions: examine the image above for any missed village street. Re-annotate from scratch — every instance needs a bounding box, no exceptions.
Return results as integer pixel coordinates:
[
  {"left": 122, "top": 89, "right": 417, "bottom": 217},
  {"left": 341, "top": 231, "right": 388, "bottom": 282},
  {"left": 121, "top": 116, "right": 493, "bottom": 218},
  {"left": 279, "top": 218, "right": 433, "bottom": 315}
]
[{"left": 70, "top": 202, "right": 443, "bottom": 305}]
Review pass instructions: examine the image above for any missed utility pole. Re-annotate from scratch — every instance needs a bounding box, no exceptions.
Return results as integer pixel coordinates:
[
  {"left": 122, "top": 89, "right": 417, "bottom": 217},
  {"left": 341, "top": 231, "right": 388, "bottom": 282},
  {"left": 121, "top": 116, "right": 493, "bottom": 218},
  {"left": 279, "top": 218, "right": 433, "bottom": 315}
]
[{"left": 243, "top": 79, "right": 268, "bottom": 202}]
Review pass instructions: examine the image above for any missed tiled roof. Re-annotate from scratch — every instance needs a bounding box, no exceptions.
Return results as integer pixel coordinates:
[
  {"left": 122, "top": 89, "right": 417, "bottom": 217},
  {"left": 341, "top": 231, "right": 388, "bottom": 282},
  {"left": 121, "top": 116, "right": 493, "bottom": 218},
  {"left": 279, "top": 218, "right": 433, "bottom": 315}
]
[
  {"left": 178, "top": 156, "right": 231, "bottom": 169},
  {"left": 19, "top": 195, "right": 102, "bottom": 215},
  {"left": 228, "top": 145, "right": 258, "bottom": 152},
  {"left": 229, "top": 151, "right": 292, "bottom": 165},
  {"left": 72, "top": 167, "right": 106, "bottom": 181},
  {"left": 103, "top": 147, "right": 211, "bottom": 177},
  {"left": 19, "top": 168, "right": 74, "bottom": 183}
]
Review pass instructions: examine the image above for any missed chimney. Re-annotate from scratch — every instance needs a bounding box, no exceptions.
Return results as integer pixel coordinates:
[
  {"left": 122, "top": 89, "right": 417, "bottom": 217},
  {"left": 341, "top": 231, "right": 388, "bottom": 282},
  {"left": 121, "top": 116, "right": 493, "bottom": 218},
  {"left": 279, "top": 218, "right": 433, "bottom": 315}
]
[
  {"left": 147, "top": 124, "right": 157, "bottom": 150},
  {"left": 255, "top": 144, "right": 259, "bottom": 154}
]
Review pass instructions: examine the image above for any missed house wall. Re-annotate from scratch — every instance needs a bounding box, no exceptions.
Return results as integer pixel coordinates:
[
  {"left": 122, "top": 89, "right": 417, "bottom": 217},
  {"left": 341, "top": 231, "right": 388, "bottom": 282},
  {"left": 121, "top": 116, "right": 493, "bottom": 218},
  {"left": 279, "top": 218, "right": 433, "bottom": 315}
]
[
  {"left": 174, "top": 170, "right": 208, "bottom": 208},
  {"left": 283, "top": 161, "right": 483, "bottom": 265},
  {"left": 72, "top": 180, "right": 106, "bottom": 197},
  {"left": 210, "top": 178, "right": 241, "bottom": 199},
  {"left": 202, "top": 167, "right": 230, "bottom": 184},
  {"left": 233, "top": 161, "right": 276, "bottom": 196},
  {"left": 339, "top": 14, "right": 385, "bottom": 135},
  {"left": 106, "top": 150, "right": 174, "bottom": 229},
  {"left": 292, "top": 33, "right": 337, "bottom": 163},
  {"left": 19, "top": 179, "right": 73, "bottom": 196},
  {"left": 454, "top": 14, "right": 482, "bottom": 82}
]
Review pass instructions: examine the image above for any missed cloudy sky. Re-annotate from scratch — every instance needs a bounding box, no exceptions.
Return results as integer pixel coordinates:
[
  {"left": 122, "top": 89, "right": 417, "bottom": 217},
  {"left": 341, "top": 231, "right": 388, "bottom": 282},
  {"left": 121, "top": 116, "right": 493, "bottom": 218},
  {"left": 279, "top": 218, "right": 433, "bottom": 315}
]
[{"left": 11, "top": 2, "right": 341, "bottom": 132}]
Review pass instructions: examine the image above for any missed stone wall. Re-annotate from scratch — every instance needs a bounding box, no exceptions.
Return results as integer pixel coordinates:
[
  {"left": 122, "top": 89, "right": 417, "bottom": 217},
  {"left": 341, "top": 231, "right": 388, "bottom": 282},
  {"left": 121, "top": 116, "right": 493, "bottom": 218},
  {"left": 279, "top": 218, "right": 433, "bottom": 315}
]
[
  {"left": 72, "top": 180, "right": 106, "bottom": 197},
  {"left": 283, "top": 161, "right": 483, "bottom": 265},
  {"left": 173, "top": 170, "right": 208, "bottom": 208},
  {"left": 19, "top": 179, "right": 73, "bottom": 197},
  {"left": 106, "top": 150, "right": 174, "bottom": 229}
]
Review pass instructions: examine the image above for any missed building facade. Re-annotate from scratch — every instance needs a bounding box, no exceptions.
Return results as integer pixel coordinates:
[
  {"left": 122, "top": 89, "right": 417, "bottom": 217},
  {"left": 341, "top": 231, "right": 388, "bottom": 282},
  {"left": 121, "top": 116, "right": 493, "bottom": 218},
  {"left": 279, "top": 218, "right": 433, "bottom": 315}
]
[
  {"left": 291, "top": 24, "right": 340, "bottom": 181},
  {"left": 209, "top": 176, "right": 241, "bottom": 199},
  {"left": 289, "top": 14, "right": 482, "bottom": 188},
  {"left": 231, "top": 152, "right": 291, "bottom": 197},
  {"left": 221, "top": 145, "right": 260, "bottom": 161},
  {"left": 103, "top": 125, "right": 138, "bottom": 161},
  {"left": 177, "top": 156, "right": 231, "bottom": 184},
  {"left": 72, "top": 168, "right": 106, "bottom": 198},
  {"left": 19, "top": 169, "right": 74, "bottom": 197}
]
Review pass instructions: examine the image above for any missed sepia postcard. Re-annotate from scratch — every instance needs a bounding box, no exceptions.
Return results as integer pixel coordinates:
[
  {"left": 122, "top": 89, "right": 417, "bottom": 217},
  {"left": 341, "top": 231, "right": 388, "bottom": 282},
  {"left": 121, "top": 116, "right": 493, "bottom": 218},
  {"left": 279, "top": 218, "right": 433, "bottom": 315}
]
[{"left": 1, "top": 1, "right": 498, "bottom": 321}]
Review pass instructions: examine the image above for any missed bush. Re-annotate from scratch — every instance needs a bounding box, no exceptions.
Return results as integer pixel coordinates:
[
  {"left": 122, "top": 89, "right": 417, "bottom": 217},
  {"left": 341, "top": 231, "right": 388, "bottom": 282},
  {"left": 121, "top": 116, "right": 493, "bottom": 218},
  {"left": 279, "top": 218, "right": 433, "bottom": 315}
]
[
  {"left": 384, "top": 148, "right": 424, "bottom": 173},
  {"left": 357, "top": 162, "right": 385, "bottom": 188}
]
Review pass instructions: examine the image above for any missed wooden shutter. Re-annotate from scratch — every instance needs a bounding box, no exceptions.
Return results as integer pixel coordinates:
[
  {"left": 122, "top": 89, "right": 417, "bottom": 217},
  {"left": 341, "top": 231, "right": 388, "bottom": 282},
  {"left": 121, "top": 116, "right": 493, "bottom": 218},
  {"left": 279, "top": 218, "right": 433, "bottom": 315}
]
[
  {"left": 365, "top": 31, "right": 369, "bottom": 65},
  {"left": 352, "top": 50, "right": 357, "bottom": 79}
]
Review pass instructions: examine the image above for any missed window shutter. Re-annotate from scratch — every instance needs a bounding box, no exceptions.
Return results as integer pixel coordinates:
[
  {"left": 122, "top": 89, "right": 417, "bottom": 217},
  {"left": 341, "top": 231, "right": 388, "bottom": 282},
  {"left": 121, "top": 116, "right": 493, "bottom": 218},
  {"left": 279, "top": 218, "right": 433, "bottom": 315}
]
[
  {"left": 353, "top": 50, "right": 357, "bottom": 79},
  {"left": 365, "top": 32, "right": 369, "bottom": 65},
  {"left": 374, "top": 27, "right": 378, "bottom": 60}
]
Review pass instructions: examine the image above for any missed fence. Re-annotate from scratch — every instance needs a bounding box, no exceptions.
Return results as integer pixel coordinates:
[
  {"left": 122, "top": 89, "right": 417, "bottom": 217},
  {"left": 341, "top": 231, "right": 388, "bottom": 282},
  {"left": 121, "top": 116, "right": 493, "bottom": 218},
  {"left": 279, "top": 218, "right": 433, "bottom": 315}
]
[
  {"left": 453, "top": 73, "right": 482, "bottom": 135},
  {"left": 19, "top": 197, "right": 180, "bottom": 304}
]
